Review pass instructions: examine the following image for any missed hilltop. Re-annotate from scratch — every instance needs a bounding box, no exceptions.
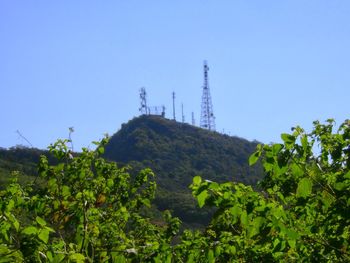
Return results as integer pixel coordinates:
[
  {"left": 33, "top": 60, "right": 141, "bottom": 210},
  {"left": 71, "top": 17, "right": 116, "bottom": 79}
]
[
  {"left": 104, "top": 115, "right": 264, "bottom": 225},
  {"left": 0, "top": 115, "right": 264, "bottom": 226}
]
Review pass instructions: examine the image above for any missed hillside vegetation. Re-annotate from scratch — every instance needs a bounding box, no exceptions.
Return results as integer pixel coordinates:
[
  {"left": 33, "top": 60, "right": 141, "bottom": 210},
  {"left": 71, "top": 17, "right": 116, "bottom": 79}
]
[
  {"left": 103, "top": 115, "right": 264, "bottom": 224},
  {"left": 0, "top": 147, "right": 57, "bottom": 188},
  {"left": 0, "top": 119, "right": 349, "bottom": 262},
  {"left": 0, "top": 116, "right": 264, "bottom": 226}
]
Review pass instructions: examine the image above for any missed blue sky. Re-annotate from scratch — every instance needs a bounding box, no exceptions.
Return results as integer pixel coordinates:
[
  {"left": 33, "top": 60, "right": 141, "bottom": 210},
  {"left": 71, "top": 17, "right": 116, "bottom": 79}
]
[{"left": 0, "top": 1, "right": 349, "bottom": 150}]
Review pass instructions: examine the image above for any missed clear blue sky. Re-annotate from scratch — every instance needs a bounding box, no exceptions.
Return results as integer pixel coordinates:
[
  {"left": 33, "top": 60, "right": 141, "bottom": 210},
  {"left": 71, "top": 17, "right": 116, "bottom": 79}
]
[{"left": 1, "top": 1, "right": 349, "bottom": 150}]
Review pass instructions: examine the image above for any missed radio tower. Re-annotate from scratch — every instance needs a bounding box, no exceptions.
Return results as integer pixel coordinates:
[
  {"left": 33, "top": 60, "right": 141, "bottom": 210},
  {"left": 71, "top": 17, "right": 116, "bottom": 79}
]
[
  {"left": 200, "top": 60, "right": 215, "bottom": 131},
  {"left": 139, "top": 87, "right": 148, "bottom": 115},
  {"left": 172, "top": 92, "right": 176, "bottom": 120}
]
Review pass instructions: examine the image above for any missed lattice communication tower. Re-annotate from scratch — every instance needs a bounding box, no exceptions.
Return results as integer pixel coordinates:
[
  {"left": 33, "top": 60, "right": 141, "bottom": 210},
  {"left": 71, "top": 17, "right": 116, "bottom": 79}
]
[
  {"left": 200, "top": 61, "right": 215, "bottom": 131},
  {"left": 139, "top": 87, "right": 148, "bottom": 115}
]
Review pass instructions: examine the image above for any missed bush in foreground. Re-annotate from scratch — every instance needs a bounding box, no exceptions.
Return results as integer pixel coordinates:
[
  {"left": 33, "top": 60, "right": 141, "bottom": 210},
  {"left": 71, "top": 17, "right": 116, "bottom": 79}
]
[{"left": 1, "top": 119, "right": 349, "bottom": 262}]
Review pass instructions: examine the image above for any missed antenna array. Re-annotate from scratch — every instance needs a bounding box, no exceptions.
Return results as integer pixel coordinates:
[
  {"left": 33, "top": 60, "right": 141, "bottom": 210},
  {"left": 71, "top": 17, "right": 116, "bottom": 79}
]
[
  {"left": 139, "top": 87, "right": 148, "bottom": 115},
  {"left": 200, "top": 61, "right": 216, "bottom": 131}
]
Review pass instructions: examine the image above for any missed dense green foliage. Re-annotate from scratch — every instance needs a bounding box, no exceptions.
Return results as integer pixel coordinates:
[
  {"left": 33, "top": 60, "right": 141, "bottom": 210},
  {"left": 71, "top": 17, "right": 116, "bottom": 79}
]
[
  {"left": 0, "top": 116, "right": 263, "bottom": 227},
  {"left": 0, "top": 138, "right": 180, "bottom": 262},
  {"left": 1, "top": 119, "right": 349, "bottom": 262},
  {"left": 104, "top": 116, "right": 263, "bottom": 225},
  {"left": 180, "top": 119, "right": 350, "bottom": 261}
]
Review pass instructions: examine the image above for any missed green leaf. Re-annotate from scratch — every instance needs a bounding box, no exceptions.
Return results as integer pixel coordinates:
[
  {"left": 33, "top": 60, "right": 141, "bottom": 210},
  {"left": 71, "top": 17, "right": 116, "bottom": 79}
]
[
  {"left": 62, "top": 185, "right": 71, "bottom": 198},
  {"left": 197, "top": 190, "right": 208, "bottom": 208},
  {"left": 273, "top": 238, "right": 280, "bottom": 249},
  {"left": 36, "top": 216, "right": 47, "bottom": 227},
  {"left": 272, "top": 143, "right": 283, "bottom": 155},
  {"left": 296, "top": 178, "right": 313, "bottom": 198},
  {"left": 98, "top": 146, "right": 105, "bottom": 155},
  {"left": 107, "top": 178, "right": 114, "bottom": 188},
  {"left": 69, "top": 253, "right": 85, "bottom": 262},
  {"left": 344, "top": 170, "right": 350, "bottom": 179},
  {"left": 288, "top": 239, "right": 296, "bottom": 249},
  {"left": 207, "top": 249, "right": 215, "bottom": 263},
  {"left": 248, "top": 217, "right": 265, "bottom": 238},
  {"left": 285, "top": 228, "right": 299, "bottom": 240},
  {"left": 22, "top": 226, "right": 38, "bottom": 235},
  {"left": 12, "top": 219, "right": 19, "bottom": 232},
  {"left": 281, "top": 133, "right": 296, "bottom": 149},
  {"left": 141, "top": 198, "right": 151, "bottom": 207},
  {"left": 38, "top": 229, "right": 50, "bottom": 244},
  {"left": 240, "top": 210, "right": 248, "bottom": 227},
  {"left": 46, "top": 251, "right": 53, "bottom": 262},
  {"left": 6, "top": 199, "right": 15, "bottom": 212},
  {"left": 249, "top": 150, "right": 261, "bottom": 166},
  {"left": 291, "top": 163, "right": 303, "bottom": 177},
  {"left": 301, "top": 135, "right": 308, "bottom": 151},
  {"left": 334, "top": 182, "right": 347, "bottom": 191},
  {"left": 193, "top": 176, "right": 202, "bottom": 185}
]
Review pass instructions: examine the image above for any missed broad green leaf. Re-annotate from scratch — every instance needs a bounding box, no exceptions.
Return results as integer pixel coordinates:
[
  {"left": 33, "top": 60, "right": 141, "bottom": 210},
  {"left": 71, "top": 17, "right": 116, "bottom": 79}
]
[
  {"left": 227, "top": 245, "right": 236, "bottom": 255},
  {"left": 141, "top": 198, "right": 151, "bottom": 207},
  {"left": 197, "top": 190, "right": 208, "bottom": 208},
  {"left": 273, "top": 238, "right": 280, "bottom": 248},
  {"left": 187, "top": 254, "right": 195, "bottom": 263},
  {"left": 240, "top": 210, "right": 248, "bottom": 227},
  {"left": 98, "top": 146, "right": 105, "bottom": 154},
  {"left": 345, "top": 170, "right": 350, "bottom": 179},
  {"left": 207, "top": 249, "right": 215, "bottom": 263},
  {"left": 193, "top": 176, "right": 202, "bottom": 185},
  {"left": 301, "top": 135, "right": 308, "bottom": 151},
  {"left": 288, "top": 239, "right": 296, "bottom": 249},
  {"left": 12, "top": 219, "right": 19, "bottom": 232},
  {"left": 229, "top": 205, "right": 241, "bottom": 217},
  {"left": 6, "top": 199, "right": 14, "bottom": 212},
  {"left": 249, "top": 150, "right": 261, "bottom": 166},
  {"left": 38, "top": 229, "right": 50, "bottom": 244},
  {"left": 296, "top": 177, "right": 313, "bottom": 198},
  {"left": 281, "top": 133, "right": 296, "bottom": 149},
  {"left": 248, "top": 217, "right": 265, "bottom": 238},
  {"left": 107, "top": 178, "right": 114, "bottom": 188},
  {"left": 334, "top": 182, "right": 347, "bottom": 191},
  {"left": 69, "top": 253, "right": 85, "bottom": 262},
  {"left": 46, "top": 251, "right": 53, "bottom": 262},
  {"left": 36, "top": 216, "right": 47, "bottom": 227},
  {"left": 285, "top": 228, "right": 299, "bottom": 240},
  {"left": 62, "top": 185, "right": 70, "bottom": 198},
  {"left": 291, "top": 163, "right": 303, "bottom": 177},
  {"left": 272, "top": 143, "right": 283, "bottom": 155},
  {"left": 22, "top": 226, "right": 38, "bottom": 235}
]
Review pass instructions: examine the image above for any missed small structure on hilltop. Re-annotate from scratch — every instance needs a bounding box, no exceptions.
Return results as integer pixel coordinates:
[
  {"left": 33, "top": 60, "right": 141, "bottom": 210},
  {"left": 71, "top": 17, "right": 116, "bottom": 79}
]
[
  {"left": 139, "top": 87, "right": 165, "bottom": 117},
  {"left": 138, "top": 60, "right": 216, "bottom": 128}
]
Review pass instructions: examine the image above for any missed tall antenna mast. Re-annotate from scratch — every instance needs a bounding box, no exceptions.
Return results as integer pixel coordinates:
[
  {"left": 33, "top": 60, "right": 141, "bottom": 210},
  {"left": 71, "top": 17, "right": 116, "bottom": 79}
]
[
  {"left": 200, "top": 60, "right": 215, "bottom": 131},
  {"left": 181, "top": 103, "right": 185, "bottom": 123},
  {"left": 139, "top": 87, "right": 148, "bottom": 115},
  {"left": 191, "top": 112, "right": 195, "bottom": 125},
  {"left": 172, "top": 92, "right": 176, "bottom": 120}
]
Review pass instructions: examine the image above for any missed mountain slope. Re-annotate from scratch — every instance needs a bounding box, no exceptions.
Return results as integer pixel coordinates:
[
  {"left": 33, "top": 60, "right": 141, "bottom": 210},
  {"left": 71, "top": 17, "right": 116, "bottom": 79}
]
[
  {"left": 104, "top": 115, "right": 264, "bottom": 225},
  {"left": 0, "top": 147, "right": 56, "bottom": 188}
]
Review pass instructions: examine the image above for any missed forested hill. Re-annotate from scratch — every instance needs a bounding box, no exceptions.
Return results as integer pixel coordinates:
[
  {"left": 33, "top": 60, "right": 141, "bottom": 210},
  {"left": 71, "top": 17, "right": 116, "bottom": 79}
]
[
  {"left": 0, "top": 115, "right": 264, "bottom": 226},
  {"left": 104, "top": 115, "right": 263, "bottom": 188},
  {"left": 104, "top": 115, "right": 264, "bottom": 225}
]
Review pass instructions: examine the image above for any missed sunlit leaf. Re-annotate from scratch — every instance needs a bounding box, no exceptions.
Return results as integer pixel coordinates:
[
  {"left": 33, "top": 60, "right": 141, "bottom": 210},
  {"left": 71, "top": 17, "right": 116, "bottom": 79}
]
[
  {"left": 197, "top": 190, "right": 208, "bottom": 208},
  {"left": 296, "top": 177, "right": 313, "bottom": 198},
  {"left": 22, "top": 226, "right": 38, "bottom": 235}
]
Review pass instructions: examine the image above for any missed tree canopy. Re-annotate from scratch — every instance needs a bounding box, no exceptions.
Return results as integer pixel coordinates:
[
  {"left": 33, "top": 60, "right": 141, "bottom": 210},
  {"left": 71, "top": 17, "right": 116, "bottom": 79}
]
[{"left": 0, "top": 119, "right": 349, "bottom": 262}]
